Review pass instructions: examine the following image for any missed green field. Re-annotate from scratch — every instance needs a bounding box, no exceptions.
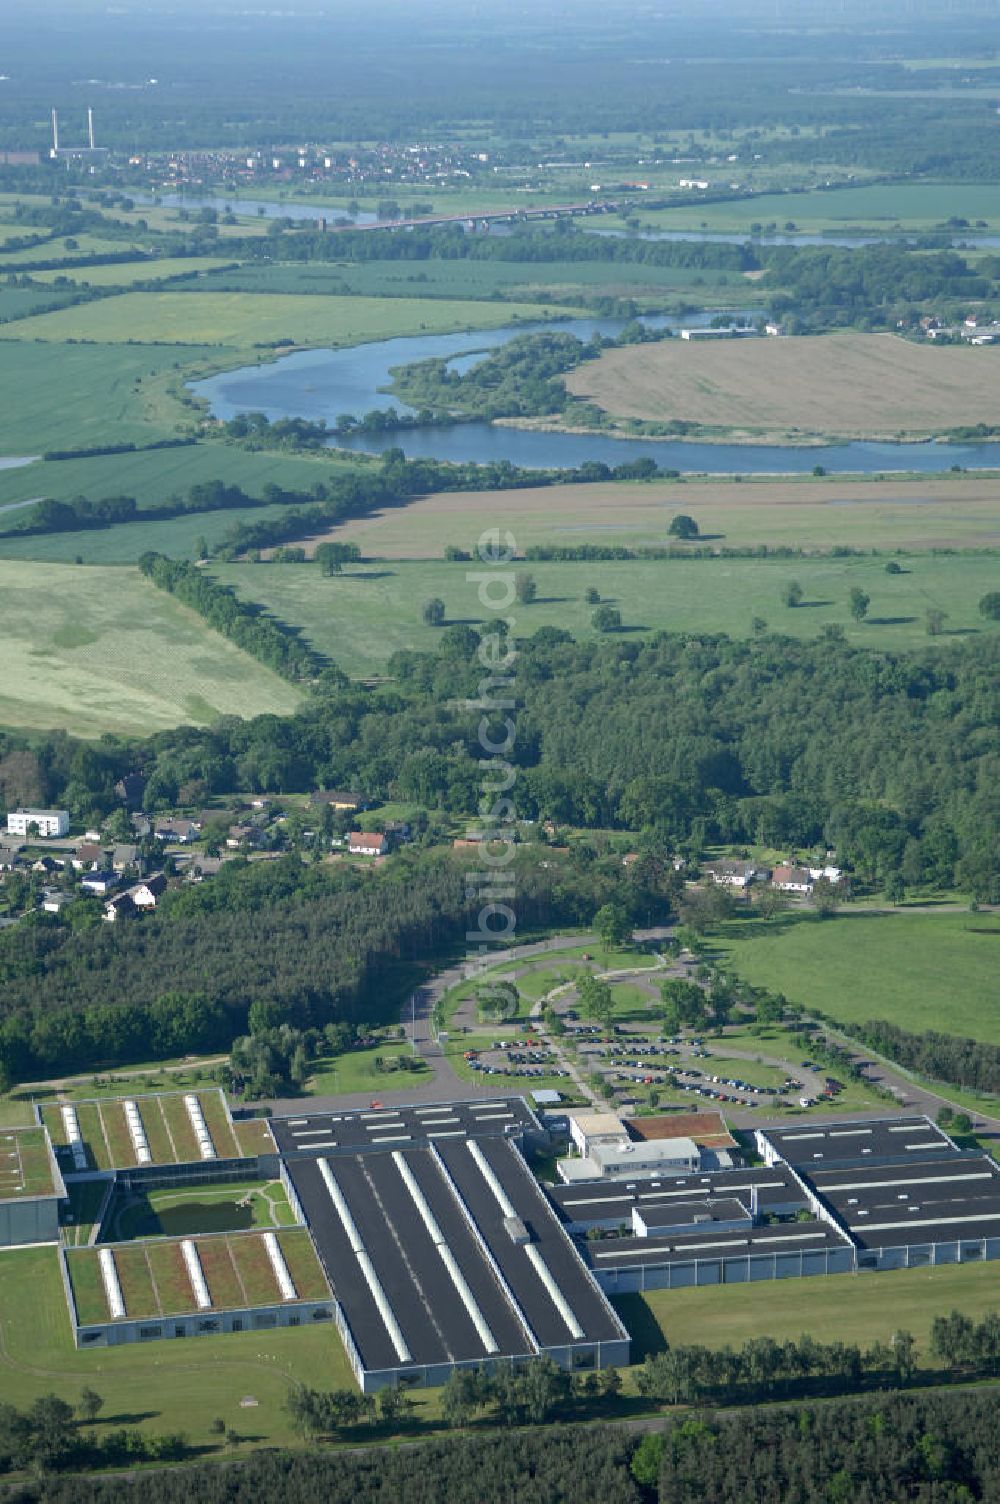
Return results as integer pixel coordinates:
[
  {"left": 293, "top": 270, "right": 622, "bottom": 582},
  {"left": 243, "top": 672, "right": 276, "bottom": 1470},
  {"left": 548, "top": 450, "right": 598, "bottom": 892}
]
[
  {"left": 0, "top": 286, "right": 82, "bottom": 322},
  {"left": 617, "top": 181, "right": 1000, "bottom": 235},
  {"left": 0, "top": 446, "right": 367, "bottom": 564},
  {"left": 29, "top": 256, "right": 239, "bottom": 288},
  {"left": 293, "top": 473, "right": 1000, "bottom": 559},
  {"left": 4, "top": 291, "right": 585, "bottom": 347},
  {"left": 0, "top": 236, "right": 153, "bottom": 268},
  {"left": 0, "top": 1128, "right": 56, "bottom": 1199},
  {"left": 0, "top": 342, "right": 225, "bottom": 455},
  {"left": 622, "top": 1260, "right": 1000, "bottom": 1360},
  {"left": 209, "top": 552, "right": 1000, "bottom": 675},
  {"left": 713, "top": 909, "right": 1000, "bottom": 1044},
  {"left": 196, "top": 257, "right": 758, "bottom": 304},
  {"left": 0, "top": 560, "right": 300, "bottom": 735},
  {"left": 104, "top": 1180, "right": 294, "bottom": 1241}
]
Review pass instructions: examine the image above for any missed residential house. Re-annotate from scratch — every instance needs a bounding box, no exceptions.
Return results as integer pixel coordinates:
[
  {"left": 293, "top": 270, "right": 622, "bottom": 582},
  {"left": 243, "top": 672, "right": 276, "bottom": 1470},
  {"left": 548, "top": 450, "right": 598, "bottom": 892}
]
[
  {"left": 6, "top": 808, "right": 69, "bottom": 839},
  {"left": 130, "top": 814, "right": 152, "bottom": 839},
  {"left": 808, "top": 864, "right": 842, "bottom": 884},
  {"left": 129, "top": 873, "right": 166, "bottom": 910},
  {"left": 103, "top": 892, "right": 135, "bottom": 923},
  {"left": 111, "top": 843, "right": 140, "bottom": 873},
  {"left": 153, "top": 817, "right": 200, "bottom": 844},
  {"left": 226, "top": 823, "right": 267, "bottom": 850},
  {"left": 348, "top": 831, "right": 388, "bottom": 856},
  {"left": 311, "top": 789, "right": 369, "bottom": 812},
  {"left": 31, "top": 855, "right": 61, "bottom": 875},
  {"left": 705, "top": 859, "right": 769, "bottom": 889},
  {"left": 772, "top": 864, "right": 814, "bottom": 894},
  {"left": 71, "top": 842, "right": 105, "bottom": 872},
  {"left": 80, "top": 870, "right": 120, "bottom": 897},
  {"left": 384, "top": 820, "right": 411, "bottom": 846},
  {"left": 42, "top": 889, "right": 72, "bottom": 915}
]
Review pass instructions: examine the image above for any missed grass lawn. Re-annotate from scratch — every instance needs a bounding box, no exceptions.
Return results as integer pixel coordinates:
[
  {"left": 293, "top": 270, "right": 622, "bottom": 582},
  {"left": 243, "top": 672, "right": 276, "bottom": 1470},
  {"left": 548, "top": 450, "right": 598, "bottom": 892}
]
[
  {"left": 306, "top": 1044, "right": 430, "bottom": 1097},
  {"left": 620, "top": 1260, "right": 1000, "bottom": 1361},
  {"left": 145, "top": 1239, "right": 199, "bottom": 1313},
  {"left": 0, "top": 236, "right": 151, "bottom": 268},
  {"left": 713, "top": 909, "right": 1000, "bottom": 1044},
  {"left": 105, "top": 1181, "right": 292, "bottom": 1242},
  {"left": 209, "top": 552, "right": 1000, "bottom": 675},
  {"left": 0, "top": 560, "right": 301, "bottom": 736},
  {"left": 0, "top": 341, "right": 222, "bottom": 456},
  {"left": 303, "top": 472, "right": 1000, "bottom": 559},
  {"left": 5, "top": 292, "right": 586, "bottom": 348},
  {"left": 0, "top": 1246, "right": 357, "bottom": 1448}
]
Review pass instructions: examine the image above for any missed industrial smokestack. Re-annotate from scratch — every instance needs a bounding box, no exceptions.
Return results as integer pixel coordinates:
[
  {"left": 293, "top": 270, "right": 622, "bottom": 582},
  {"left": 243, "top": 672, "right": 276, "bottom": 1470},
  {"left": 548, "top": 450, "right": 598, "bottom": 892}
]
[
  {"left": 51, "top": 109, "right": 59, "bottom": 154},
  {"left": 87, "top": 108, "right": 94, "bottom": 150}
]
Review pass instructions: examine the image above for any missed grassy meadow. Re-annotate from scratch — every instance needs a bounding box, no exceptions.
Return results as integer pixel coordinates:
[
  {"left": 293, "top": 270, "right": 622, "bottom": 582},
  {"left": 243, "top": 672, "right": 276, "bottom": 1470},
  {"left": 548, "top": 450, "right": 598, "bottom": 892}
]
[
  {"left": 712, "top": 909, "right": 1000, "bottom": 1044},
  {"left": 0, "top": 560, "right": 300, "bottom": 735},
  {"left": 210, "top": 552, "right": 1000, "bottom": 675},
  {"left": 622, "top": 1260, "right": 1000, "bottom": 1361},
  {"left": 4, "top": 291, "right": 586, "bottom": 347}
]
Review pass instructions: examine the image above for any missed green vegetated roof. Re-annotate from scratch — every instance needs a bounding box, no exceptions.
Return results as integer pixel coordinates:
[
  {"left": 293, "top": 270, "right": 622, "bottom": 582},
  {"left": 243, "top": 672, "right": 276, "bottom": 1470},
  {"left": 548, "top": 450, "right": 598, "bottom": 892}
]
[
  {"left": 0, "top": 1127, "right": 56, "bottom": 1200},
  {"left": 67, "top": 1229, "right": 329, "bottom": 1325},
  {"left": 42, "top": 1088, "right": 242, "bottom": 1173}
]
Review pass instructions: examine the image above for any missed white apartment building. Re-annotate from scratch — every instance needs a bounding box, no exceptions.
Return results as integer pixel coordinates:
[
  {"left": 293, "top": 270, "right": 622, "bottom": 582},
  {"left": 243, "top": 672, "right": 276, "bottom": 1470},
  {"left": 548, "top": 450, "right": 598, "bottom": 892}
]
[{"left": 6, "top": 809, "right": 70, "bottom": 839}]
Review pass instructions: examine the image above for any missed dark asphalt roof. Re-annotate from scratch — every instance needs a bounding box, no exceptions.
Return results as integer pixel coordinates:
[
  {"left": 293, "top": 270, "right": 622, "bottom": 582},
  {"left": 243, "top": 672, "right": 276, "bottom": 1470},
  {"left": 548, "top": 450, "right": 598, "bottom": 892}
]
[
  {"left": 761, "top": 1116, "right": 956, "bottom": 1167},
  {"left": 584, "top": 1218, "right": 851, "bottom": 1270},
  {"left": 436, "top": 1135, "right": 625, "bottom": 1348},
  {"left": 803, "top": 1154, "right": 1000, "bottom": 1250},
  {"left": 286, "top": 1135, "right": 622, "bottom": 1375},
  {"left": 549, "top": 1165, "right": 808, "bottom": 1226},
  {"left": 634, "top": 1196, "right": 750, "bottom": 1231},
  {"left": 271, "top": 1097, "right": 537, "bottom": 1157}
]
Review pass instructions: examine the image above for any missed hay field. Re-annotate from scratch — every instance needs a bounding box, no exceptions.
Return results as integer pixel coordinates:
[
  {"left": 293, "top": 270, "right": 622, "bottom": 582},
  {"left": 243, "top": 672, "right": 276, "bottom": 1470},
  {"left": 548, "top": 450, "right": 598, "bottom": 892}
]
[
  {"left": 4, "top": 291, "right": 584, "bottom": 347},
  {"left": 294, "top": 473, "right": 1000, "bottom": 558},
  {"left": 565, "top": 332, "right": 1000, "bottom": 437},
  {"left": 0, "top": 561, "right": 300, "bottom": 735}
]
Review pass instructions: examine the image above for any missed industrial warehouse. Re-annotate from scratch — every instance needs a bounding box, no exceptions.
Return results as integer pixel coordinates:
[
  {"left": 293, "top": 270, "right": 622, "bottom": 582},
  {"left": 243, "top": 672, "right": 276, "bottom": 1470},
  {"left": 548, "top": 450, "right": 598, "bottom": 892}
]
[{"left": 0, "top": 1092, "right": 996, "bottom": 1391}]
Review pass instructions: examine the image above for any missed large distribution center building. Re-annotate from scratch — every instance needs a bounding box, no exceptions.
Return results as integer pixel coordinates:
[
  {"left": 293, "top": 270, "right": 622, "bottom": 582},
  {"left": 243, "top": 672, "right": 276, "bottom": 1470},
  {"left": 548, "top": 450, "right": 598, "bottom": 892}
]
[{"left": 1, "top": 1091, "right": 997, "bottom": 1390}]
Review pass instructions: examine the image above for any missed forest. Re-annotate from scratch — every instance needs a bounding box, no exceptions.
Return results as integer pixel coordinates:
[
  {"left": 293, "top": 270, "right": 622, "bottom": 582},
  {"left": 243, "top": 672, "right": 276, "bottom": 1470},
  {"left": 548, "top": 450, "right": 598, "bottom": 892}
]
[{"left": 12, "top": 1387, "right": 1000, "bottom": 1501}]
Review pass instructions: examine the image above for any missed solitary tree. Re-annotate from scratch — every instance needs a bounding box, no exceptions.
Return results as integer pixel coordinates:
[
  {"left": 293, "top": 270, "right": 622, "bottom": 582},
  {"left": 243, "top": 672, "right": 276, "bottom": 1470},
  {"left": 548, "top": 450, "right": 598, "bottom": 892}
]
[
  {"left": 849, "top": 587, "right": 871, "bottom": 623},
  {"left": 781, "top": 580, "right": 803, "bottom": 608},
  {"left": 515, "top": 572, "right": 538, "bottom": 604},
  {"left": 585, "top": 586, "right": 601, "bottom": 605},
  {"left": 77, "top": 1387, "right": 104, "bottom": 1423},
  {"left": 978, "top": 591, "right": 1000, "bottom": 620},
  {"left": 668, "top": 514, "right": 699, "bottom": 539},
  {"left": 421, "top": 597, "right": 446, "bottom": 626},
  {"left": 592, "top": 604, "right": 622, "bottom": 632},
  {"left": 925, "top": 608, "right": 947, "bottom": 636},
  {"left": 885, "top": 560, "right": 903, "bottom": 575},
  {"left": 594, "top": 901, "right": 632, "bottom": 953},
  {"left": 578, "top": 974, "right": 614, "bottom": 1029},
  {"left": 885, "top": 870, "right": 905, "bottom": 906}
]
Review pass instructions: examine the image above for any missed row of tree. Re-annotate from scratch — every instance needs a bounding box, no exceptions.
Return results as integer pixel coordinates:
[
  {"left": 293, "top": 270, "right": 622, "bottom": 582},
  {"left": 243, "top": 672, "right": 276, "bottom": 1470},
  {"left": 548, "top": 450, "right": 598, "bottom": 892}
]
[{"left": 137, "top": 552, "right": 327, "bottom": 682}]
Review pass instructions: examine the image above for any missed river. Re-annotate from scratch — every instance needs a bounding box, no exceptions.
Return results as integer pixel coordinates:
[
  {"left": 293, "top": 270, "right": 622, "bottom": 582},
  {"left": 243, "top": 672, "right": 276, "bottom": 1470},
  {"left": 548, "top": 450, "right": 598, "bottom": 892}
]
[{"left": 191, "top": 316, "right": 1000, "bottom": 476}]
